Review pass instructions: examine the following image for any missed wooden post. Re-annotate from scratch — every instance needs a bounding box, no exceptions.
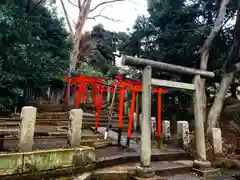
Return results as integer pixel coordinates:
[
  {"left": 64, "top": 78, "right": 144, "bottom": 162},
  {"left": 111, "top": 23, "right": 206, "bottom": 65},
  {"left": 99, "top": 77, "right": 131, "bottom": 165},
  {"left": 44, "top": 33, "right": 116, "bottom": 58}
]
[{"left": 18, "top": 106, "right": 37, "bottom": 152}]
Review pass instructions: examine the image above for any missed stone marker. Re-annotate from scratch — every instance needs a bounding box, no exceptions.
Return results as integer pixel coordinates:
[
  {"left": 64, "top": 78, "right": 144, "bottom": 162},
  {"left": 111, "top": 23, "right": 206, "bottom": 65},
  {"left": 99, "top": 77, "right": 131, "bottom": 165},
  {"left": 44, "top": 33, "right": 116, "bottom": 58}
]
[
  {"left": 177, "top": 121, "right": 190, "bottom": 149},
  {"left": 212, "top": 128, "right": 223, "bottom": 155},
  {"left": 139, "top": 114, "right": 142, "bottom": 130},
  {"left": 124, "top": 102, "right": 128, "bottom": 116},
  {"left": 151, "top": 117, "right": 156, "bottom": 137},
  {"left": 18, "top": 106, "right": 37, "bottom": 152},
  {"left": 162, "top": 120, "right": 170, "bottom": 141},
  {"left": 133, "top": 112, "right": 137, "bottom": 132},
  {"left": 107, "top": 87, "right": 111, "bottom": 102},
  {"left": 68, "top": 109, "right": 83, "bottom": 147},
  {"left": 177, "top": 121, "right": 187, "bottom": 136}
]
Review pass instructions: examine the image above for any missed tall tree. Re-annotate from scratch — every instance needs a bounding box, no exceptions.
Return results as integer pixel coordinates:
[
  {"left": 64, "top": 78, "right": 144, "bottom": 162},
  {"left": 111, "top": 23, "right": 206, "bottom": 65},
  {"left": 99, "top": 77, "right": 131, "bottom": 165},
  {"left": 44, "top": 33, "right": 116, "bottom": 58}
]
[
  {"left": 118, "top": 0, "right": 240, "bottom": 129},
  {"left": 58, "top": 0, "right": 132, "bottom": 73},
  {"left": 198, "top": 0, "right": 230, "bottom": 126},
  {"left": 207, "top": 6, "right": 240, "bottom": 132},
  {"left": 0, "top": 0, "right": 70, "bottom": 112}
]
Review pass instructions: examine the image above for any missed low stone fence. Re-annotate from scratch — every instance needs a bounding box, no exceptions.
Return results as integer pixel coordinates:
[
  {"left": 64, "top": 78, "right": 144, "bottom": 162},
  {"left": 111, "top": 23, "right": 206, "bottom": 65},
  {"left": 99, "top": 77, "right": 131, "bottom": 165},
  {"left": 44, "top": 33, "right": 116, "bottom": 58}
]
[{"left": 0, "top": 106, "right": 95, "bottom": 178}]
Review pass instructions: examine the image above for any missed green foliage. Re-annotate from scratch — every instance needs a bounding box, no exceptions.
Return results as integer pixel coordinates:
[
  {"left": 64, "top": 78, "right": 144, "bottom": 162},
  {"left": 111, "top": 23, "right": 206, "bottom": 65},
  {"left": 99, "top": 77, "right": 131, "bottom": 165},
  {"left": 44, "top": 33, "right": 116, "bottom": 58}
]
[
  {"left": 85, "top": 24, "right": 129, "bottom": 75},
  {"left": 118, "top": 0, "right": 239, "bottom": 93},
  {"left": 78, "top": 63, "right": 104, "bottom": 78},
  {"left": 0, "top": 0, "right": 70, "bottom": 112}
]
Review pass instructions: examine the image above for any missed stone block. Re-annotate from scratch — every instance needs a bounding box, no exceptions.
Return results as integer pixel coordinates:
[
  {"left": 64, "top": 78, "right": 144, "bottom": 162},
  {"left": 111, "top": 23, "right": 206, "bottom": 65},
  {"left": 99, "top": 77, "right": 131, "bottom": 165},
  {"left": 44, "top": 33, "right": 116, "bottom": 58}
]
[
  {"left": 177, "top": 121, "right": 190, "bottom": 149},
  {"left": 193, "top": 160, "right": 211, "bottom": 169},
  {"left": 151, "top": 117, "right": 156, "bottom": 137},
  {"left": 177, "top": 121, "right": 187, "bottom": 136},
  {"left": 212, "top": 128, "right": 223, "bottom": 155},
  {"left": 162, "top": 121, "right": 170, "bottom": 140},
  {"left": 18, "top": 106, "right": 37, "bottom": 152},
  {"left": 135, "top": 166, "right": 155, "bottom": 178},
  {"left": 68, "top": 109, "right": 83, "bottom": 148},
  {"left": 0, "top": 152, "right": 23, "bottom": 175},
  {"left": 124, "top": 102, "right": 128, "bottom": 116},
  {"left": 133, "top": 112, "right": 137, "bottom": 132},
  {"left": 131, "top": 176, "right": 166, "bottom": 180},
  {"left": 139, "top": 114, "right": 142, "bottom": 131},
  {"left": 23, "top": 148, "right": 75, "bottom": 172},
  {"left": 22, "top": 147, "right": 95, "bottom": 173},
  {"left": 74, "top": 172, "right": 92, "bottom": 180},
  {"left": 192, "top": 168, "right": 221, "bottom": 179}
]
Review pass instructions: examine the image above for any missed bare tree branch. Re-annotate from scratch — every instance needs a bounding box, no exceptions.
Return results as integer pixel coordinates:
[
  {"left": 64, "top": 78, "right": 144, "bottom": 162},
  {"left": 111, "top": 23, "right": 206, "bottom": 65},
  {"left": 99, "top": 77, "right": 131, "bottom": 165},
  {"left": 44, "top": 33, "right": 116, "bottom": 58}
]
[
  {"left": 60, "top": 0, "right": 73, "bottom": 35},
  {"left": 88, "top": 14, "right": 122, "bottom": 22},
  {"left": 90, "top": 0, "right": 125, "bottom": 12},
  {"left": 82, "top": 0, "right": 89, "bottom": 10},
  {"left": 26, "top": 0, "right": 45, "bottom": 16},
  {"left": 199, "top": 0, "right": 230, "bottom": 54},
  {"left": 71, "top": 18, "right": 77, "bottom": 27},
  {"left": 78, "top": 0, "right": 82, "bottom": 9},
  {"left": 88, "top": 4, "right": 122, "bottom": 22},
  {"left": 68, "top": 0, "right": 80, "bottom": 9}
]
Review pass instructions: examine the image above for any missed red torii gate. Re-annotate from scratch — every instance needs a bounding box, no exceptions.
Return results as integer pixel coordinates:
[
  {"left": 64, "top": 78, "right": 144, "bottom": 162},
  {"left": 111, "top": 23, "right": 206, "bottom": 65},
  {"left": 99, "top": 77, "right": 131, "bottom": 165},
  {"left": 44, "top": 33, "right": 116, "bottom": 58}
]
[
  {"left": 111, "top": 75, "right": 168, "bottom": 148},
  {"left": 64, "top": 74, "right": 106, "bottom": 131},
  {"left": 64, "top": 74, "right": 168, "bottom": 148}
]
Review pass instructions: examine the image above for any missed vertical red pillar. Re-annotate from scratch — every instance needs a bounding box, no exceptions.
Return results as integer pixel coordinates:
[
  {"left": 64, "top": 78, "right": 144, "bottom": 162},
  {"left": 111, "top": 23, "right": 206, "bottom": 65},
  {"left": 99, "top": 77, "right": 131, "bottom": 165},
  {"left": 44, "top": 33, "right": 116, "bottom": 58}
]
[{"left": 157, "top": 90, "right": 162, "bottom": 137}]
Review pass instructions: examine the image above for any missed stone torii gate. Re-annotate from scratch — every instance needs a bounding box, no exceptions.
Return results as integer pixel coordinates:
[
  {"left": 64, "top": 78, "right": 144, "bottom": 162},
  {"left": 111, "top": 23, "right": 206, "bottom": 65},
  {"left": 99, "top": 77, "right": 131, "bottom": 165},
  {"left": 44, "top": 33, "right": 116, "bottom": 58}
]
[{"left": 122, "top": 55, "right": 218, "bottom": 179}]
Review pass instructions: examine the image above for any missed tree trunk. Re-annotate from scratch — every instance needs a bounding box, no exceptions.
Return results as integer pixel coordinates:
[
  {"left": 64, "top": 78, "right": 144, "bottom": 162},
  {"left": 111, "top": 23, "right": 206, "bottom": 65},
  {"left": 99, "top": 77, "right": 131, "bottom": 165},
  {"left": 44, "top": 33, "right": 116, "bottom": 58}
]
[
  {"left": 199, "top": 51, "right": 209, "bottom": 123},
  {"left": 207, "top": 9, "right": 240, "bottom": 133},
  {"left": 198, "top": 0, "right": 230, "bottom": 125},
  {"left": 70, "top": 0, "right": 91, "bottom": 71},
  {"left": 207, "top": 71, "right": 234, "bottom": 133}
]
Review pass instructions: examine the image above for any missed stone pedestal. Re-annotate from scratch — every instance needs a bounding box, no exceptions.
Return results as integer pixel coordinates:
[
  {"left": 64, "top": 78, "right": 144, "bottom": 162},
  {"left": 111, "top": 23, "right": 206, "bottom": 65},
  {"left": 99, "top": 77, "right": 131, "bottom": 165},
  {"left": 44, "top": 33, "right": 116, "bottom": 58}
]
[
  {"left": 68, "top": 109, "right": 83, "bottom": 147},
  {"left": 192, "top": 160, "right": 220, "bottom": 179},
  {"left": 131, "top": 175, "right": 165, "bottom": 180},
  {"left": 18, "top": 106, "right": 37, "bottom": 152},
  {"left": 135, "top": 166, "right": 155, "bottom": 178}
]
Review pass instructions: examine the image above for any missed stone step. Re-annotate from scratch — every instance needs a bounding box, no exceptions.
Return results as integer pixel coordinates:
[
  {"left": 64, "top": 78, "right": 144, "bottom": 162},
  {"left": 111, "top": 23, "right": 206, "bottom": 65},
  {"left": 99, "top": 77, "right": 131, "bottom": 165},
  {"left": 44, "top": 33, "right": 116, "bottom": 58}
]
[
  {"left": 11, "top": 113, "right": 128, "bottom": 120},
  {"left": 83, "top": 122, "right": 129, "bottom": 128},
  {"left": 0, "top": 118, "right": 130, "bottom": 127},
  {"left": 91, "top": 161, "right": 194, "bottom": 180},
  {"left": 81, "top": 139, "right": 112, "bottom": 148}
]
